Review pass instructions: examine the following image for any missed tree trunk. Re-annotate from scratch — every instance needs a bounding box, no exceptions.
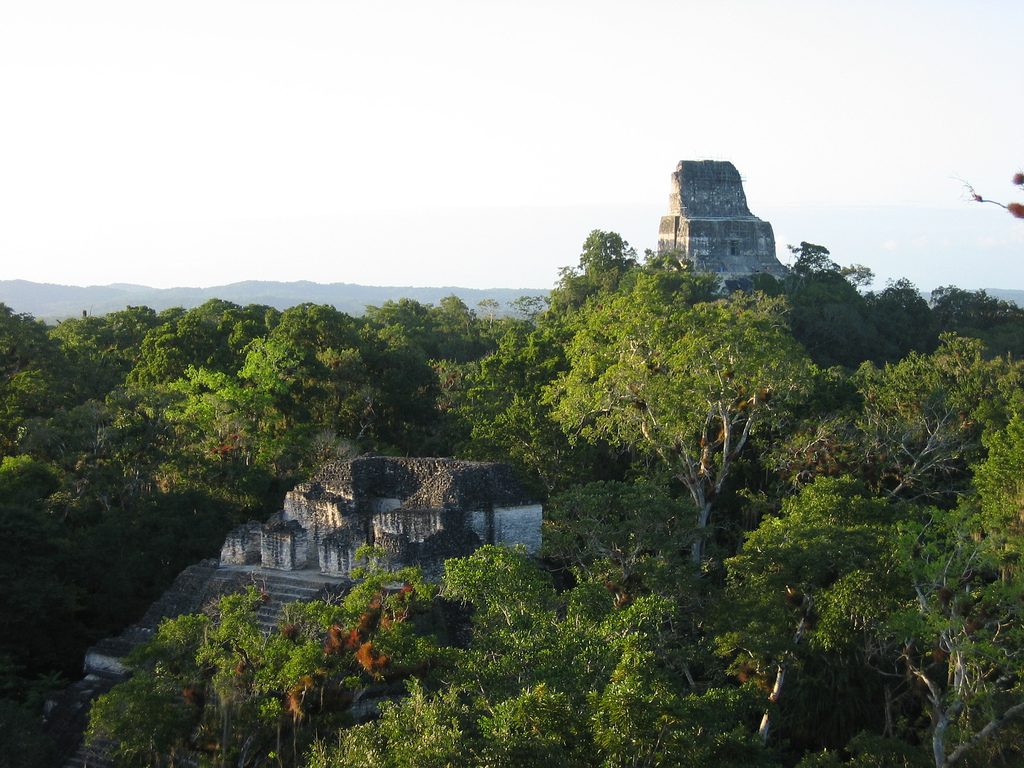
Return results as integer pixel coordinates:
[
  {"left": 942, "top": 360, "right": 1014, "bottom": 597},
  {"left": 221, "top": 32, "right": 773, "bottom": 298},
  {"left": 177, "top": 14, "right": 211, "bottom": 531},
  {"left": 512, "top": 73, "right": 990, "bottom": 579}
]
[
  {"left": 759, "top": 596, "right": 813, "bottom": 745},
  {"left": 690, "top": 501, "right": 713, "bottom": 564}
]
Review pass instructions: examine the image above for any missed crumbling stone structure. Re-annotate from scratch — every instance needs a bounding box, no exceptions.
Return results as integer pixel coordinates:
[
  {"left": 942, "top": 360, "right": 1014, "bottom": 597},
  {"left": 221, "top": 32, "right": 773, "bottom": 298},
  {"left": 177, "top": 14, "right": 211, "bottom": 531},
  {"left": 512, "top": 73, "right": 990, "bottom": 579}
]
[
  {"left": 657, "top": 160, "right": 788, "bottom": 284},
  {"left": 50, "top": 456, "right": 539, "bottom": 765},
  {"left": 221, "top": 455, "right": 542, "bottom": 581}
]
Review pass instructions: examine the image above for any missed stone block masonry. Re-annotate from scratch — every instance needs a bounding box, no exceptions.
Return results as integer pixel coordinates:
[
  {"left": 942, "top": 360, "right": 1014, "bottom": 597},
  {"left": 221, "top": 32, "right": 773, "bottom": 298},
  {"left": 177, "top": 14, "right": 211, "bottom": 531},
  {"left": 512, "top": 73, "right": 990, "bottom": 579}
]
[
  {"left": 657, "top": 160, "right": 789, "bottom": 283},
  {"left": 221, "top": 454, "right": 543, "bottom": 580}
]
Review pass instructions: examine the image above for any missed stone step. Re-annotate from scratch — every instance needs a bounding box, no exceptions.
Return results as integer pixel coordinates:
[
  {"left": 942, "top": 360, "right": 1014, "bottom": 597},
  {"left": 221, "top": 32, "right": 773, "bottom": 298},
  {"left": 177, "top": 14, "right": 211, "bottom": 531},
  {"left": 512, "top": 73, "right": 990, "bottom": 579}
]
[
  {"left": 56, "top": 565, "right": 353, "bottom": 768},
  {"left": 249, "top": 571, "right": 336, "bottom": 590},
  {"left": 261, "top": 583, "right": 322, "bottom": 600},
  {"left": 258, "top": 611, "right": 285, "bottom": 634},
  {"left": 244, "top": 569, "right": 352, "bottom": 633}
]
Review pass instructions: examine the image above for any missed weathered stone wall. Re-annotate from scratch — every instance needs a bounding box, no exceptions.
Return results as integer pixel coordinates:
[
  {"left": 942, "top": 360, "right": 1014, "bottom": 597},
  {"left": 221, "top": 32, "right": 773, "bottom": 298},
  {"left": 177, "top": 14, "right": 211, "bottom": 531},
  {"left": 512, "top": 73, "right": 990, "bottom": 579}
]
[
  {"left": 223, "top": 455, "right": 542, "bottom": 579},
  {"left": 658, "top": 160, "right": 788, "bottom": 280},
  {"left": 281, "top": 486, "right": 350, "bottom": 559},
  {"left": 305, "top": 455, "right": 532, "bottom": 511},
  {"left": 319, "top": 528, "right": 362, "bottom": 576},
  {"left": 668, "top": 160, "right": 752, "bottom": 217},
  {"left": 491, "top": 503, "right": 544, "bottom": 552},
  {"left": 661, "top": 217, "right": 781, "bottom": 275},
  {"left": 261, "top": 520, "right": 309, "bottom": 570},
  {"left": 374, "top": 508, "right": 484, "bottom": 580},
  {"left": 220, "top": 520, "right": 264, "bottom": 565}
]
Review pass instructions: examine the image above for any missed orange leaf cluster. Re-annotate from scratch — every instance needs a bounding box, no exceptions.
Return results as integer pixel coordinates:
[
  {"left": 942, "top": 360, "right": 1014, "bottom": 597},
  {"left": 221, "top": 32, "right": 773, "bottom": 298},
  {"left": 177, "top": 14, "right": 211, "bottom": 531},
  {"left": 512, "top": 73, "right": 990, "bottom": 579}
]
[
  {"left": 181, "top": 685, "right": 205, "bottom": 708},
  {"left": 323, "top": 623, "right": 361, "bottom": 655},
  {"left": 355, "top": 641, "right": 390, "bottom": 676},
  {"left": 322, "top": 585, "right": 417, "bottom": 672},
  {"left": 604, "top": 581, "right": 633, "bottom": 610},
  {"left": 284, "top": 672, "right": 332, "bottom": 721}
]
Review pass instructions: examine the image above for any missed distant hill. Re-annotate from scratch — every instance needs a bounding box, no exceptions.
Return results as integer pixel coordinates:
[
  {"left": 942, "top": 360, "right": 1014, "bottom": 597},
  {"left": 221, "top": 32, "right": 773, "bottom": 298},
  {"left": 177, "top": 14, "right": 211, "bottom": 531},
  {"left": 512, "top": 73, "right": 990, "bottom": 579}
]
[
  {"left": 4, "top": 280, "right": 1019, "bottom": 325},
  {"left": 0, "top": 280, "right": 550, "bottom": 323},
  {"left": 986, "top": 289, "right": 1024, "bottom": 307}
]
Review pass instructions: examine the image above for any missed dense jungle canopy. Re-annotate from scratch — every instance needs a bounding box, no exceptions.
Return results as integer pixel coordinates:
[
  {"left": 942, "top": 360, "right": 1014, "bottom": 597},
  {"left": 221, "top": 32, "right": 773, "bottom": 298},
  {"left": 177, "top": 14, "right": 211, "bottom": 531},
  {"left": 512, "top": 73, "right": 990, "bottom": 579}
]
[{"left": 6, "top": 232, "right": 1024, "bottom": 768}]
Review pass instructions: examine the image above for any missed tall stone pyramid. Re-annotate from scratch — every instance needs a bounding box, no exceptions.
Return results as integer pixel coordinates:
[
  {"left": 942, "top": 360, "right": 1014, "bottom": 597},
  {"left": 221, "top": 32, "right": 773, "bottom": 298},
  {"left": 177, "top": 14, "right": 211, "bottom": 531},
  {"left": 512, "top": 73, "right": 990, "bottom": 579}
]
[{"left": 657, "top": 160, "right": 788, "bottom": 281}]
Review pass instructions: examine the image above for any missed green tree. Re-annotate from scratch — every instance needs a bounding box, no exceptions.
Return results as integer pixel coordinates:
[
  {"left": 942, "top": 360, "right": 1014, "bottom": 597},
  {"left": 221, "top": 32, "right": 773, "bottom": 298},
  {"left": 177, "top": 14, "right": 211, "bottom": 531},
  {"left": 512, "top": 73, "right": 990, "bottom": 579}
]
[
  {"left": 453, "top": 322, "right": 613, "bottom": 495},
  {"left": 165, "top": 304, "right": 372, "bottom": 477},
  {"left": 853, "top": 335, "right": 1011, "bottom": 501},
  {"left": 362, "top": 298, "right": 436, "bottom": 357},
  {"left": 0, "top": 456, "right": 81, "bottom": 684},
  {"left": 544, "top": 480, "right": 696, "bottom": 599},
  {"left": 550, "top": 277, "right": 812, "bottom": 562},
  {"left": 548, "top": 230, "right": 639, "bottom": 317},
  {"left": 789, "top": 242, "right": 841, "bottom": 277},
  {"left": 306, "top": 680, "right": 471, "bottom": 768},
  {"left": 429, "top": 294, "right": 493, "bottom": 363},
  {"left": 884, "top": 503, "right": 1024, "bottom": 768},
  {"left": 49, "top": 306, "right": 161, "bottom": 403},
  {"left": 775, "top": 335, "right": 1020, "bottom": 502},
  {"left": 0, "top": 304, "right": 67, "bottom": 454},
  {"left": 313, "top": 546, "right": 777, "bottom": 768},
  {"left": 0, "top": 698, "right": 59, "bottom": 767},
  {"left": 356, "top": 321, "right": 441, "bottom": 455},
  {"left": 930, "top": 286, "right": 1024, "bottom": 360},
  {"left": 975, "top": 411, "right": 1024, "bottom": 537},
  {"left": 89, "top": 564, "right": 441, "bottom": 768},
  {"left": 782, "top": 243, "right": 878, "bottom": 369},
  {"left": 864, "top": 278, "right": 937, "bottom": 364},
  {"left": 507, "top": 294, "right": 550, "bottom": 322},
  {"left": 128, "top": 301, "right": 279, "bottom": 386},
  {"left": 717, "top": 477, "right": 899, "bottom": 749}
]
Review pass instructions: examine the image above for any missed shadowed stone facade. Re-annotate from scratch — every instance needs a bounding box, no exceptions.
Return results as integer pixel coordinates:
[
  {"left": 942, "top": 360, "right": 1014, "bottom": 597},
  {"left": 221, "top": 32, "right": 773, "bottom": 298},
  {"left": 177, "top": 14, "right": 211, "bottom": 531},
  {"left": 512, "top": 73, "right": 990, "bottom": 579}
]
[
  {"left": 657, "top": 160, "right": 788, "bottom": 284},
  {"left": 221, "top": 455, "right": 543, "bottom": 581}
]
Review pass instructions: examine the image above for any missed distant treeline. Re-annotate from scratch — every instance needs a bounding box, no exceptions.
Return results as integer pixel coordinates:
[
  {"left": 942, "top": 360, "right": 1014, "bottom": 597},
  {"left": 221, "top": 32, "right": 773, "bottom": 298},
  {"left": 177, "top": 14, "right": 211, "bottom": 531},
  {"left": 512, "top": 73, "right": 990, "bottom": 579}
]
[{"left": 0, "top": 279, "right": 549, "bottom": 323}]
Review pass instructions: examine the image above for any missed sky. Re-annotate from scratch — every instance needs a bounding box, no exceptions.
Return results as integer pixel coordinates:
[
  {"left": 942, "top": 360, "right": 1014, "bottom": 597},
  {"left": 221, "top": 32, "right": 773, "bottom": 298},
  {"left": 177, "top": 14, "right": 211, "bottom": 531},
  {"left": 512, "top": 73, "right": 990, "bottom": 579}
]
[{"left": 1, "top": 0, "right": 1021, "bottom": 293}]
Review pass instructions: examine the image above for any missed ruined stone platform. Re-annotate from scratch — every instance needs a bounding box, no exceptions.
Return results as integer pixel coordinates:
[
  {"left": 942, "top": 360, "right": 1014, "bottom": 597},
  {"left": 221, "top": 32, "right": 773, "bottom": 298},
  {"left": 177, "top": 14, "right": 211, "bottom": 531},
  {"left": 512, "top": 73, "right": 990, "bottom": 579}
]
[{"left": 47, "top": 560, "right": 353, "bottom": 767}]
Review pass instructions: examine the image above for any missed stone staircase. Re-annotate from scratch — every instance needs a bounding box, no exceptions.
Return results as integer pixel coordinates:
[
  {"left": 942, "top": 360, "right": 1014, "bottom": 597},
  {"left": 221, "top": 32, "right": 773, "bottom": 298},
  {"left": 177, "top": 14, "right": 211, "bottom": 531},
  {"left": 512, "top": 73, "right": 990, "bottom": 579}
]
[
  {"left": 52, "top": 563, "right": 352, "bottom": 768},
  {"left": 245, "top": 568, "right": 351, "bottom": 633}
]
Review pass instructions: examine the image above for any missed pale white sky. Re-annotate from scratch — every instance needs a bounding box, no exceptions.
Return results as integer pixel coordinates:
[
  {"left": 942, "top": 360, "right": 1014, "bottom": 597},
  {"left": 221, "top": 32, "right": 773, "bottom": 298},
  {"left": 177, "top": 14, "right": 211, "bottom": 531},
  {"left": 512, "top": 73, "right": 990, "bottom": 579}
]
[{"left": 1, "top": 0, "right": 1021, "bottom": 292}]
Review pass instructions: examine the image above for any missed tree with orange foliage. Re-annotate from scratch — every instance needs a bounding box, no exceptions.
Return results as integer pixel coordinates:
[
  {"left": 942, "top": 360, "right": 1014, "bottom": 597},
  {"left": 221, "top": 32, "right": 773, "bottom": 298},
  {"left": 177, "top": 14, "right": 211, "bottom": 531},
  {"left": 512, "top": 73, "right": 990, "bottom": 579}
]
[{"left": 88, "top": 559, "right": 441, "bottom": 768}]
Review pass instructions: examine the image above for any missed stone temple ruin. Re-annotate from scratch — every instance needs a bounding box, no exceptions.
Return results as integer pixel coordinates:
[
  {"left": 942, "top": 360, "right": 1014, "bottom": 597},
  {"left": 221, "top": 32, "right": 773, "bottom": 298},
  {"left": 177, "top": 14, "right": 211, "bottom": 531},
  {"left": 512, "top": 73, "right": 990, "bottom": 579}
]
[
  {"left": 220, "top": 455, "right": 543, "bottom": 581},
  {"left": 657, "top": 160, "right": 788, "bottom": 285},
  {"left": 50, "top": 456, "right": 541, "bottom": 764}
]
